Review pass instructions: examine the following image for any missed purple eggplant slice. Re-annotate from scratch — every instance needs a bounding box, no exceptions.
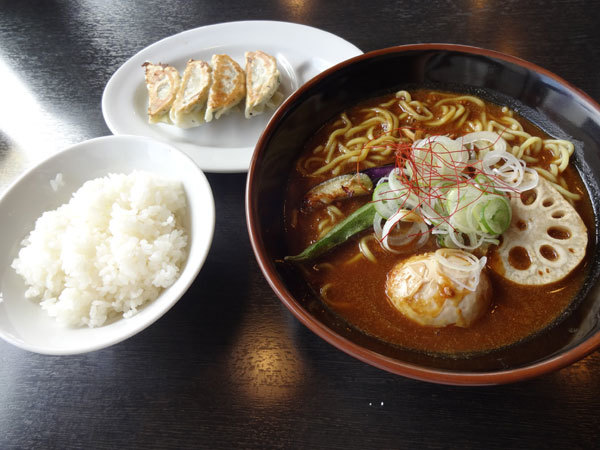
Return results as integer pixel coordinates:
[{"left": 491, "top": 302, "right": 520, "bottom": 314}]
[{"left": 361, "top": 164, "right": 394, "bottom": 184}]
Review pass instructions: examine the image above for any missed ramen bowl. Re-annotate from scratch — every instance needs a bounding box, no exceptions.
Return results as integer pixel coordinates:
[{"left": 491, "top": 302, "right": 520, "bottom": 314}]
[{"left": 246, "top": 44, "right": 600, "bottom": 385}]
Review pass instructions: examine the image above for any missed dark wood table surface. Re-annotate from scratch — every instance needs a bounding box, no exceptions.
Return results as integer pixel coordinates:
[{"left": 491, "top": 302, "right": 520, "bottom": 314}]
[{"left": 2, "top": 1, "right": 600, "bottom": 448}]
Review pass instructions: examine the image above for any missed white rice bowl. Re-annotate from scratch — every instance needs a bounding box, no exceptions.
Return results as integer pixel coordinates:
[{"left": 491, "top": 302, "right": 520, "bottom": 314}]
[
  {"left": 11, "top": 171, "right": 188, "bottom": 328},
  {"left": 0, "top": 135, "right": 215, "bottom": 355}
]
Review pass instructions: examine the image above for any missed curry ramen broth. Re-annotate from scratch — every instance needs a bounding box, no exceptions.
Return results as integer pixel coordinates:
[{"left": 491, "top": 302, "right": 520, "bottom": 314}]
[{"left": 284, "top": 90, "right": 593, "bottom": 355}]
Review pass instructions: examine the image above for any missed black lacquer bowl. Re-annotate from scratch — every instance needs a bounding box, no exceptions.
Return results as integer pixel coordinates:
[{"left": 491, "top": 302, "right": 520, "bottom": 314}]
[{"left": 246, "top": 44, "right": 600, "bottom": 385}]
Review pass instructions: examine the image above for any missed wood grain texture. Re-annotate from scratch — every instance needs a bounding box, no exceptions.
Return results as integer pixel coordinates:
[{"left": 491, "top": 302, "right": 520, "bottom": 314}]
[{"left": 1, "top": 0, "right": 600, "bottom": 448}]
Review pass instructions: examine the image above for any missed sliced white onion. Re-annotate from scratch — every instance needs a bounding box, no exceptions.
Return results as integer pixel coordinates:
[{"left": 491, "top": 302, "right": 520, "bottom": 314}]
[
  {"left": 374, "top": 191, "right": 404, "bottom": 219},
  {"left": 518, "top": 167, "right": 539, "bottom": 191},
  {"left": 482, "top": 235, "right": 500, "bottom": 246},
  {"left": 379, "top": 209, "right": 428, "bottom": 254},
  {"left": 435, "top": 248, "right": 485, "bottom": 272},
  {"left": 448, "top": 208, "right": 478, "bottom": 235},
  {"left": 382, "top": 209, "right": 418, "bottom": 245},
  {"left": 481, "top": 151, "right": 526, "bottom": 192},
  {"left": 411, "top": 135, "right": 469, "bottom": 178},
  {"left": 458, "top": 131, "right": 508, "bottom": 155},
  {"left": 387, "top": 168, "right": 406, "bottom": 191},
  {"left": 419, "top": 199, "right": 445, "bottom": 226},
  {"left": 376, "top": 170, "right": 394, "bottom": 187},
  {"left": 387, "top": 171, "right": 419, "bottom": 210},
  {"left": 373, "top": 212, "right": 385, "bottom": 240},
  {"left": 431, "top": 227, "right": 448, "bottom": 236},
  {"left": 434, "top": 248, "right": 486, "bottom": 292},
  {"left": 385, "top": 222, "right": 420, "bottom": 247},
  {"left": 445, "top": 227, "right": 486, "bottom": 251}
]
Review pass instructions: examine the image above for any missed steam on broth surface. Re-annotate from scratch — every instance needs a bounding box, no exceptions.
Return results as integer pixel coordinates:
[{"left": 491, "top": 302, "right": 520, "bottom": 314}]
[{"left": 284, "top": 90, "right": 593, "bottom": 355}]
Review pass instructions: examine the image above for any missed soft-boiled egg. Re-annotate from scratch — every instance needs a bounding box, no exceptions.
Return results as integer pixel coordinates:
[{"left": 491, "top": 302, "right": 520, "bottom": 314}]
[{"left": 385, "top": 249, "right": 491, "bottom": 328}]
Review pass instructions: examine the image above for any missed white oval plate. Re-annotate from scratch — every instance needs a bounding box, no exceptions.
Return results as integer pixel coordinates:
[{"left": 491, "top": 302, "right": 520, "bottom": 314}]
[
  {"left": 102, "top": 21, "right": 362, "bottom": 173},
  {"left": 0, "top": 135, "right": 215, "bottom": 355}
]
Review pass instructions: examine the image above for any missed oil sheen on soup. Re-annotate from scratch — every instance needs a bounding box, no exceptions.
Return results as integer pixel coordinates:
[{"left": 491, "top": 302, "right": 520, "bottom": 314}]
[{"left": 284, "top": 90, "right": 593, "bottom": 355}]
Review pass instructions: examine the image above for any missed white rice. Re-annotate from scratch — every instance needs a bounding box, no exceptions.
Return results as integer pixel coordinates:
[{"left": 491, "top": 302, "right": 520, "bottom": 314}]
[{"left": 11, "top": 171, "right": 188, "bottom": 327}]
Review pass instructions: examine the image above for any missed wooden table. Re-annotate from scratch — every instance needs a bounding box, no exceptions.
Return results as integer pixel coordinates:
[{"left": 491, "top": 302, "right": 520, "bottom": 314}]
[{"left": 1, "top": 1, "right": 599, "bottom": 448}]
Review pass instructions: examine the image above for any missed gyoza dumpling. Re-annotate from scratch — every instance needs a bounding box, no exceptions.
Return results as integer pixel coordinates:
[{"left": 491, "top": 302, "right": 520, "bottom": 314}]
[
  {"left": 244, "top": 51, "right": 282, "bottom": 119},
  {"left": 142, "top": 62, "right": 181, "bottom": 124},
  {"left": 169, "top": 59, "right": 212, "bottom": 128},
  {"left": 204, "top": 54, "right": 245, "bottom": 122}
]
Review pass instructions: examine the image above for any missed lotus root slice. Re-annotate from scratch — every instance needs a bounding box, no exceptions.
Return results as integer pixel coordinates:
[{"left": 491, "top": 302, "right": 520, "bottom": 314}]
[{"left": 492, "top": 174, "right": 587, "bottom": 285}]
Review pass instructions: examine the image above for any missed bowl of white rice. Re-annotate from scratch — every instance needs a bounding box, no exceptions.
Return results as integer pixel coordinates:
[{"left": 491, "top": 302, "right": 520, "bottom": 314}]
[{"left": 0, "top": 135, "right": 214, "bottom": 354}]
